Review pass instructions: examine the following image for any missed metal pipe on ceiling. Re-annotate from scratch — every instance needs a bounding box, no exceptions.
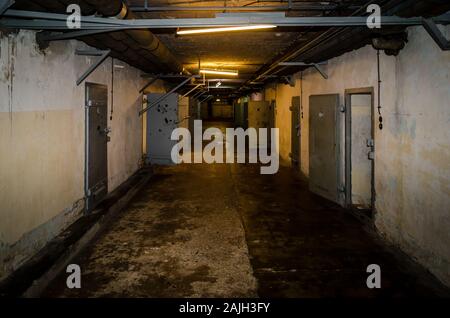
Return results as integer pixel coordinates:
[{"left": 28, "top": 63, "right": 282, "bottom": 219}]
[
  {"left": 5, "top": 11, "right": 444, "bottom": 29},
  {"left": 23, "top": 0, "right": 156, "bottom": 72},
  {"left": 250, "top": 0, "right": 450, "bottom": 83},
  {"left": 250, "top": 0, "right": 375, "bottom": 82},
  {"left": 21, "top": 0, "right": 183, "bottom": 74},
  {"left": 0, "top": 0, "right": 15, "bottom": 16},
  {"left": 84, "top": 0, "right": 184, "bottom": 74},
  {"left": 128, "top": 4, "right": 353, "bottom": 12}
]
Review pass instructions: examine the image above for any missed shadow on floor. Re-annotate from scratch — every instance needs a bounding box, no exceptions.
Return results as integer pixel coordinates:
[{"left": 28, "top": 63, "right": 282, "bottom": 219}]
[{"left": 41, "top": 120, "right": 450, "bottom": 298}]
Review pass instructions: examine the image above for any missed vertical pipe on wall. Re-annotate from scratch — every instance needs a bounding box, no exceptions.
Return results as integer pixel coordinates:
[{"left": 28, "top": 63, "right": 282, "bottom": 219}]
[
  {"left": 111, "top": 57, "right": 114, "bottom": 120},
  {"left": 377, "top": 50, "right": 383, "bottom": 130}
]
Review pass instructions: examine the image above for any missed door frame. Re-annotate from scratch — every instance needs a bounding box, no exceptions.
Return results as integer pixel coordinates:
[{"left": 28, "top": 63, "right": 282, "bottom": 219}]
[
  {"left": 85, "top": 82, "right": 109, "bottom": 213},
  {"left": 344, "top": 87, "right": 375, "bottom": 211},
  {"left": 290, "top": 96, "right": 301, "bottom": 169}
]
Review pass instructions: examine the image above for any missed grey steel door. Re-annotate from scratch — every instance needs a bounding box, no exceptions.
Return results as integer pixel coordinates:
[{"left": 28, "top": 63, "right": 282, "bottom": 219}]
[
  {"left": 85, "top": 83, "right": 108, "bottom": 212},
  {"left": 309, "top": 94, "right": 340, "bottom": 203},
  {"left": 146, "top": 93, "right": 178, "bottom": 165},
  {"left": 290, "top": 96, "right": 300, "bottom": 167}
]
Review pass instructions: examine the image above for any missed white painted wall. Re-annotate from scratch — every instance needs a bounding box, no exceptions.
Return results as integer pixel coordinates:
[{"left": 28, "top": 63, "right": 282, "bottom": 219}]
[
  {"left": 0, "top": 30, "right": 165, "bottom": 280},
  {"left": 265, "top": 25, "right": 450, "bottom": 286}
]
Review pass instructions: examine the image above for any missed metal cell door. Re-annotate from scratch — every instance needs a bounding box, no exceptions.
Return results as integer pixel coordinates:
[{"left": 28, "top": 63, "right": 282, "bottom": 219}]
[
  {"left": 309, "top": 94, "right": 340, "bottom": 203},
  {"left": 146, "top": 93, "right": 178, "bottom": 165},
  {"left": 85, "top": 83, "right": 109, "bottom": 212},
  {"left": 290, "top": 96, "right": 301, "bottom": 167}
]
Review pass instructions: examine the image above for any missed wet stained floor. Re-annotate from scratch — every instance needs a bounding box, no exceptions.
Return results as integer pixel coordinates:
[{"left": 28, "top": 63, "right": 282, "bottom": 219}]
[{"left": 43, "top": 121, "right": 449, "bottom": 298}]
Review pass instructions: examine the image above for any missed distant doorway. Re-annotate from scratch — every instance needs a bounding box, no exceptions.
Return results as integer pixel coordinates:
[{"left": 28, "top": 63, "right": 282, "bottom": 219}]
[{"left": 345, "top": 88, "right": 374, "bottom": 217}]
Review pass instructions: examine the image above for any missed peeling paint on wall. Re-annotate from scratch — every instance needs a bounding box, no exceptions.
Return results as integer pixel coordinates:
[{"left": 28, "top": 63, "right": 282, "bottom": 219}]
[
  {"left": 0, "top": 198, "right": 84, "bottom": 278},
  {"left": 265, "top": 26, "right": 450, "bottom": 286},
  {"left": 0, "top": 30, "right": 161, "bottom": 281}
]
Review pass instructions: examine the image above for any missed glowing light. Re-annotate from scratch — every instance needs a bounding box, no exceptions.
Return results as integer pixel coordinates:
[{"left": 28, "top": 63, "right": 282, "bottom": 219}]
[
  {"left": 200, "top": 69, "right": 238, "bottom": 76},
  {"left": 177, "top": 25, "right": 277, "bottom": 35}
]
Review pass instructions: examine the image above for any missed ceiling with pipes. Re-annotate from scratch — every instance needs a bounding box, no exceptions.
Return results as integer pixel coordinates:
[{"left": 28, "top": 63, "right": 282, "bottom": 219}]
[
  {"left": 125, "top": 0, "right": 372, "bottom": 92},
  {"left": 10, "top": 0, "right": 450, "bottom": 96}
]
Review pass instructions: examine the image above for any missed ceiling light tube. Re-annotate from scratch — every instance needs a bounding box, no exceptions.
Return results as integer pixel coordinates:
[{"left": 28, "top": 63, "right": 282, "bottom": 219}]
[
  {"left": 200, "top": 69, "right": 238, "bottom": 76},
  {"left": 177, "top": 24, "right": 277, "bottom": 35}
]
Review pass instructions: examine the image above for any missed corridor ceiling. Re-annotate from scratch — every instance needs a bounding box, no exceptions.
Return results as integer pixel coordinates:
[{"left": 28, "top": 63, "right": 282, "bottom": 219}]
[{"left": 8, "top": 0, "right": 450, "bottom": 96}]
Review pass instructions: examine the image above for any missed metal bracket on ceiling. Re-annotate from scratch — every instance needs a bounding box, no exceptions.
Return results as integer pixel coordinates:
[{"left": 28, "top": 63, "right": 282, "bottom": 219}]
[
  {"left": 142, "top": 73, "right": 194, "bottom": 78},
  {"left": 0, "top": 0, "right": 15, "bottom": 16},
  {"left": 199, "top": 95, "right": 213, "bottom": 103},
  {"left": 139, "top": 77, "right": 159, "bottom": 93},
  {"left": 38, "top": 29, "right": 112, "bottom": 42},
  {"left": 282, "top": 75, "right": 295, "bottom": 87},
  {"left": 422, "top": 18, "right": 450, "bottom": 50},
  {"left": 183, "top": 84, "right": 202, "bottom": 97},
  {"left": 183, "top": 74, "right": 206, "bottom": 97},
  {"left": 313, "top": 64, "right": 328, "bottom": 79},
  {"left": 139, "top": 75, "right": 194, "bottom": 116},
  {"left": 76, "top": 49, "right": 111, "bottom": 86},
  {"left": 192, "top": 90, "right": 207, "bottom": 100},
  {"left": 5, "top": 9, "right": 450, "bottom": 33},
  {"left": 279, "top": 62, "right": 328, "bottom": 79}
]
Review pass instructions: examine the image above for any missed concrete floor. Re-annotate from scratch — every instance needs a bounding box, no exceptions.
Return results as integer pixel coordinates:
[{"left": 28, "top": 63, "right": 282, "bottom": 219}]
[{"left": 43, "top": 121, "right": 449, "bottom": 298}]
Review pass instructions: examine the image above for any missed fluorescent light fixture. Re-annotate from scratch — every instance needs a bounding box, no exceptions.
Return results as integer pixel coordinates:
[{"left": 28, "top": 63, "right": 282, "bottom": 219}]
[
  {"left": 200, "top": 69, "right": 238, "bottom": 76},
  {"left": 177, "top": 25, "right": 277, "bottom": 35}
]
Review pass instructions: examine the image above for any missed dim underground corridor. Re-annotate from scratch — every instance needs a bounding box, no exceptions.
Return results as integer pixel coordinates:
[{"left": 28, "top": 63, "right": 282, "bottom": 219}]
[
  {"left": 1, "top": 0, "right": 450, "bottom": 301},
  {"left": 42, "top": 122, "right": 449, "bottom": 298}
]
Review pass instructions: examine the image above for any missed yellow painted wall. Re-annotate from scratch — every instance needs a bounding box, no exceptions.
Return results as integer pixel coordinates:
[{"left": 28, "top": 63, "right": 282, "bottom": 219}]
[
  {"left": 264, "top": 74, "right": 302, "bottom": 166},
  {"left": 0, "top": 30, "right": 163, "bottom": 279}
]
